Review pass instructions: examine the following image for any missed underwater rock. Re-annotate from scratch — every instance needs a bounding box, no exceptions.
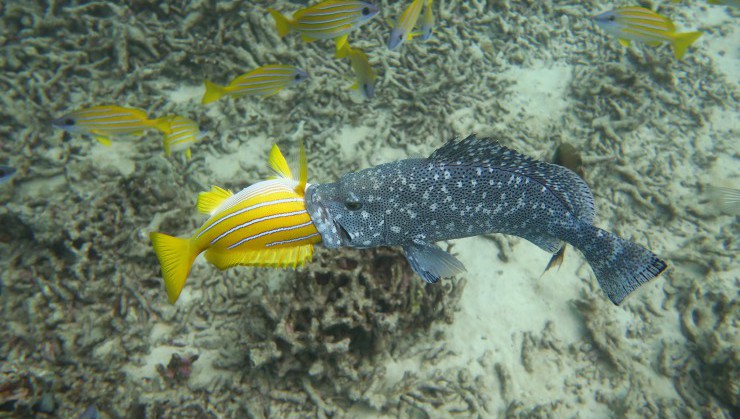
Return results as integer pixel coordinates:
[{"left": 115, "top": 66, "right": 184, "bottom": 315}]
[{"left": 242, "top": 246, "right": 465, "bottom": 409}]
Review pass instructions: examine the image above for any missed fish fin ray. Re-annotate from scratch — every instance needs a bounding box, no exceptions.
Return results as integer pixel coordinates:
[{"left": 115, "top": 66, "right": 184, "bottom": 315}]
[
  {"left": 618, "top": 38, "right": 631, "bottom": 47},
  {"left": 402, "top": 240, "right": 466, "bottom": 284},
  {"left": 95, "top": 136, "right": 112, "bottom": 146},
  {"left": 202, "top": 80, "right": 227, "bottom": 105},
  {"left": 269, "top": 9, "right": 292, "bottom": 37},
  {"left": 672, "top": 31, "right": 702, "bottom": 60},
  {"left": 268, "top": 144, "right": 293, "bottom": 180},
  {"left": 205, "top": 245, "right": 314, "bottom": 270},
  {"left": 149, "top": 232, "right": 198, "bottom": 303},
  {"left": 197, "top": 186, "right": 234, "bottom": 215}
]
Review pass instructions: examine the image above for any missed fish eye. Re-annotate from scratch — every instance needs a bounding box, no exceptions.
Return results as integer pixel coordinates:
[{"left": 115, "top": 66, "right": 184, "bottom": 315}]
[
  {"left": 608, "top": 15, "right": 615, "bottom": 22},
  {"left": 65, "top": 118, "right": 75, "bottom": 125},
  {"left": 362, "top": 7, "right": 370, "bottom": 15},
  {"left": 345, "top": 201, "right": 362, "bottom": 211}
]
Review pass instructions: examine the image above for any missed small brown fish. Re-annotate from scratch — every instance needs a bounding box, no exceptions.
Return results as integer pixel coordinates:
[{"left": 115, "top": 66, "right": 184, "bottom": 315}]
[{"left": 544, "top": 142, "right": 585, "bottom": 273}]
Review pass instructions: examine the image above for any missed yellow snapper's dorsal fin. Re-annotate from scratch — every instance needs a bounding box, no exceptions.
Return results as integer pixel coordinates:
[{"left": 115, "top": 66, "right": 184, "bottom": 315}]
[
  {"left": 268, "top": 144, "right": 293, "bottom": 180},
  {"left": 205, "top": 245, "right": 315, "bottom": 270},
  {"left": 197, "top": 185, "right": 234, "bottom": 215},
  {"left": 296, "top": 139, "right": 308, "bottom": 195}
]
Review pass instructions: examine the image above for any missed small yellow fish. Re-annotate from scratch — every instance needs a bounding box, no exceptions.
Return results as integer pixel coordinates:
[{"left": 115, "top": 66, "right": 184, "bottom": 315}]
[
  {"left": 388, "top": 0, "right": 425, "bottom": 50},
  {"left": 269, "top": 1, "right": 380, "bottom": 55},
  {"left": 52, "top": 105, "right": 171, "bottom": 146},
  {"left": 202, "top": 65, "right": 309, "bottom": 105},
  {"left": 161, "top": 115, "right": 205, "bottom": 160},
  {"left": 339, "top": 45, "right": 376, "bottom": 99},
  {"left": 593, "top": 6, "right": 702, "bottom": 60},
  {"left": 150, "top": 142, "right": 321, "bottom": 303}
]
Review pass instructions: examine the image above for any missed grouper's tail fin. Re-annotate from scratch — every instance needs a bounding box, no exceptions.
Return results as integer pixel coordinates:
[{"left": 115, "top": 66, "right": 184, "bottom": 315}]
[{"left": 577, "top": 226, "right": 667, "bottom": 305}]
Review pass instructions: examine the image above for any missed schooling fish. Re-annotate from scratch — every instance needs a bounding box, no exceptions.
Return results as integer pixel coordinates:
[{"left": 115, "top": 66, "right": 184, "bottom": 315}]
[
  {"left": 269, "top": 1, "right": 379, "bottom": 55},
  {"left": 0, "top": 165, "right": 16, "bottom": 184},
  {"left": 593, "top": 6, "right": 702, "bottom": 60},
  {"left": 418, "top": 0, "right": 434, "bottom": 41},
  {"left": 202, "top": 65, "right": 309, "bottom": 105},
  {"left": 52, "top": 105, "right": 171, "bottom": 146},
  {"left": 305, "top": 135, "right": 667, "bottom": 305},
  {"left": 150, "top": 142, "right": 321, "bottom": 303},
  {"left": 388, "top": 0, "right": 425, "bottom": 50},
  {"left": 161, "top": 115, "right": 206, "bottom": 160},
  {"left": 340, "top": 45, "right": 376, "bottom": 99}
]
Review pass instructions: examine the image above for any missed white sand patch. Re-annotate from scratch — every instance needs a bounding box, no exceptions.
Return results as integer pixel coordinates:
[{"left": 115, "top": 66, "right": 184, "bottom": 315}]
[
  {"left": 501, "top": 62, "right": 572, "bottom": 130},
  {"left": 694, "top": 6, "right": 739, "bottom": 83},
  {"left": 203, "top": 134, "right": 271, "bottom": 183},
  {"left": 167, "top": 84, "right": 204, "bottom": 104},
  {"left": 87, "top": 140, "right": 137, "bottom": 177}
]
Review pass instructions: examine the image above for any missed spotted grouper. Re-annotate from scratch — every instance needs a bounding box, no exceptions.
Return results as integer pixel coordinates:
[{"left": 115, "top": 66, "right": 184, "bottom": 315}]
[{"left": 305, "top": 135, "right": 667, "bottom": 305}]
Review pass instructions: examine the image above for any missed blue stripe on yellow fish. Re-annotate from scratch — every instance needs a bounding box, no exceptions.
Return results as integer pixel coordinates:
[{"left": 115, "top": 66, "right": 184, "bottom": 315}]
[
  {"left": 202, "top": 65, "right": 309, "bottom": 105},
  {"left": 269, "top": 1, "right": 379, "bottom": 55},
  {"left": 593, "top": 6, "right": 702, "bottom": 60},
  {"left": 388, "top": 0, "right": 425, "bottom": 50},
  {"left": 150, "top": 142, "right": 320, "bottom": 303},
  {"left": 161, "top": 115, "right": 205, "bottom": 159},
  {"left": 305, "top": 135, "right": 667, "bottom": 305},
  {"left": 52, "top": 105, "right": 171, "bottom": 146}
]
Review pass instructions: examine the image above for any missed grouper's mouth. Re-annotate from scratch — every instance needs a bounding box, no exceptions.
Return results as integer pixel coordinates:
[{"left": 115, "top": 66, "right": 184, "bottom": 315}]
[{"left": 305, "top": 184, "right": 349, "bottom": 248}]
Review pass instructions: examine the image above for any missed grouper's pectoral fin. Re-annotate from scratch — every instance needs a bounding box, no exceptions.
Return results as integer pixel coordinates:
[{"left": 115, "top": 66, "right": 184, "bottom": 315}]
[{"left": 402, "top": 239, "right": 466, "bottom": 284}]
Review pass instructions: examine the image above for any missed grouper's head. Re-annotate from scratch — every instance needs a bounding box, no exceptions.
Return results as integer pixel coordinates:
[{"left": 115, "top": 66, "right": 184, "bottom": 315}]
[{"left": 305, "top": 169, "right": 389, "bottom": 249}]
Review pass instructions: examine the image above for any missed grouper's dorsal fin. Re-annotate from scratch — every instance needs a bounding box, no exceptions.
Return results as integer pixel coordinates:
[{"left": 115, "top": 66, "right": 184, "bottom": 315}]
[
  {"left": 429, "top": 135, "right": 596, "bottom": 224},
  {"left": 268, "top": 144, "right": 293, "bottom": 180}
]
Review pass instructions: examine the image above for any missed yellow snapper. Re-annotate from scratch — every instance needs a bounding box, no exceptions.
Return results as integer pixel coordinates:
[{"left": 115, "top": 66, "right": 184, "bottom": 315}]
[
  {"left": 339, "top": 45, "right": 376, "bottom": 99},
  {"left": 149, "top": 142, "right": 321, "bottom": 303},
  {"left": 418, "top": 0, "right": 434, "bottom": 41},
  {"left": 161, "top": 115, "right": 206, "bottom": 160},
  {"left": 202, "top": 65, "right": 309, "bottom": 105},
  {"left": 269, "top": 1, "right": 379, "bottom": 55},
  {"left": 52, "top": 105, "right": 171, "bottom": 146},
  {"left": 593, "top": 6, "right": 702, "bottom": 60},
  {"left": 388, "top": 0, "right": 425, "bottom": 50}
]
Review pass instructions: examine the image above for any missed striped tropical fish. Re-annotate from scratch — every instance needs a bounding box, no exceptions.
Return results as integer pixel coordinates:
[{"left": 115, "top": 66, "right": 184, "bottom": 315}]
[
  {"left": 418, "top": 0, "right": 434, "bottom": 41},
  {"left": 269, "top": 1, "right": 379, "bottom": 55},
  {"left": 388, "top": 0, "right": 425, "bottom": 50},
  {"left": 150, "top": 142, "right": 321, "bottom": 303},
  {"left": 201, "top": 65, "right": 309, "bottom": 105},
  {"left": 161, "top": 115, "right": 206, "bottom": 159},
  {"left": 339, "top": 45, "right": 376, "bottom": 99},
  {"left": 52, "top": 105, "right": 171, "bottom": 146},
  {"left": 593, "top": 6, "right": 702, "bottom": 60}
]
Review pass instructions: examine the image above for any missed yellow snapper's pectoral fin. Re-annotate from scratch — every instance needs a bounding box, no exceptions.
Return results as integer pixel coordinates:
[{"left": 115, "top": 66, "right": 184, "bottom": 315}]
[
  {"left": 95, "top": 136, "right": 112, "bottom": 146},
  {"left": 297, "top": 139, "right": 308, "bottom": 195},
  {"left": 300, "top": 33, "right": 318, "bottom": 43},
  {"left": 618, "top": 38, "right": 631, "bottom": 47},
  {"left": 268, "top": 144, "right": 293, "bottom": 180},
  {"left": 197, "top": 185, "right": 234, "bottom": 215},
  {"left": 185, "top": 148, "right": 192, "bottom": 160},
  {"left": 350, "top": 81, "right": 359, "bottom": 90},
  {"left": 205, "top": 245, "right": 315, "bottom": 270},
  {"left": 646, "top": 41, "right": 662, "bottom": 47},
  {"left": 162, "top": 138, "right": 172, "bottom": 157}
]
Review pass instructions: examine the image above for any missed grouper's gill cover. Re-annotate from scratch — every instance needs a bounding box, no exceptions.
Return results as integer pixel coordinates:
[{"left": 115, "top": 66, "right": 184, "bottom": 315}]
[{"left": 305, "top": 135, "right": 667, "bottom": 305}]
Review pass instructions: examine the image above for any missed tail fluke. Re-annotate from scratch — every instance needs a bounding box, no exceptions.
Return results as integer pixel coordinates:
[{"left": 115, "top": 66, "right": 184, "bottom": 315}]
[
  {"left": 269, "top": 9, "right": 292, "bottom": 37},
  {"left": 150, "top": 232, "right": 198, "bottom": 303},
  {"left": 577, "top": 226, "right": 667, "bottom": 305},
  {"left": 672, "top": 31, "right": 702, "bottom": 60},
  {"left": 202, "top": 80, "right": 227, "bottom": 105}
]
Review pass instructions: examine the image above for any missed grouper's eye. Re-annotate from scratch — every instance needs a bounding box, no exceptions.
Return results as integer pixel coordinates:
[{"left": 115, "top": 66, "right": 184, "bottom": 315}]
[{"left": 345, "top": 201, "right": 362, "bottom": 211}]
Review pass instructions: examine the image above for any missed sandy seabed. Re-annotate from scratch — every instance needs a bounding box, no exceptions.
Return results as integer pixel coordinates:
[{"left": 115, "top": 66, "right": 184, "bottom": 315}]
[{"left": 0, "top": 0, "right": 737, "bottom": 417}]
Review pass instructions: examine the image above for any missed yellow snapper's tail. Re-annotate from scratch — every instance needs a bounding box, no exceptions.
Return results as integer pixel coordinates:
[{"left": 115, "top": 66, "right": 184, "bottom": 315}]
[
  {"left": 672, "top": 31, "right": 702, "bottom": 60},
  {"left": 150, "top": 232, "right": 199, "bottom": 303},
  {"left": 150, "top": 116, "right": 174, "bottom": 134},
  {"left": 269, "top": 9, "right": 293, "bottom": 38},
  {"left": 202, "top": 80, "right": 228, "bottom": 105}
]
